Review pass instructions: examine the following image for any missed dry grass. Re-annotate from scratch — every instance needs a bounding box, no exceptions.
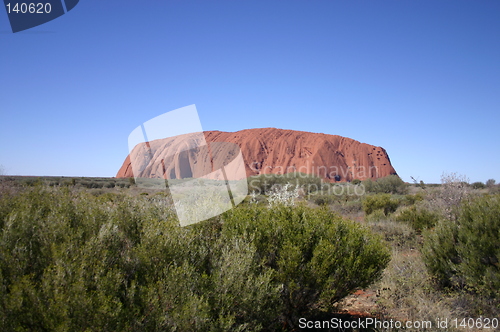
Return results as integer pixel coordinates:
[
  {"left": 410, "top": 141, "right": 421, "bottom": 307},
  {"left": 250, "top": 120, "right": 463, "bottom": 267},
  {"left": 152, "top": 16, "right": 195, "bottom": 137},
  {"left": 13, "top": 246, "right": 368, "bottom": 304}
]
[
  {"left": 374, "top": 247, "right": 457, "bottom": 330},
  {"left": 352, "top": 217, "right": 499, "bottom": 331}
]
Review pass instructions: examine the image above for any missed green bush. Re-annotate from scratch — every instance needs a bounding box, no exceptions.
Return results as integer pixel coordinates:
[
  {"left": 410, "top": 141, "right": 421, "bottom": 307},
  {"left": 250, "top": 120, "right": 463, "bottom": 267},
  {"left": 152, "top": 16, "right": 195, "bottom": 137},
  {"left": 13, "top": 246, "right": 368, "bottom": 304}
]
[
  {"left": 220, "top": 205, "right": 390, "bottom": 323},
  {"left": 403, "top": 193, "right": 425, "bottom": 205},
  {"left": 395, "top": 206, "right": 439, "bottom": 232},
  {"left": 471, "top": 181, "right": 486, "bottom": 189},
  {"left": 0, "top": 186, "right": 390, "bottom": 331},
  {"left": 362, "top": 175, "right": 408, "bottom": 194},
  {"left": 351, "top": 179, "right": 361, "bottom": 185},
  {"left": 330, "top": 199, "right": 363, "bottom": 215},
  {"left": 423, "top": 195, "right": 500, "bottom": 298},
  {"left": 362, "top": 193, "right": 400, "bottom": 216}
]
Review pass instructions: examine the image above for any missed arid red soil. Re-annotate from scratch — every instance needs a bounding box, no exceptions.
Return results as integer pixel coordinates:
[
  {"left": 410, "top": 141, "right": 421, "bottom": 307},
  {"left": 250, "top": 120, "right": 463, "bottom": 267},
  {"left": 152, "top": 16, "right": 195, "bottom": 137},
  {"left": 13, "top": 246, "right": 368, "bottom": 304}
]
[{"left": 116, "top": 128, "right": 397, "bottom": 182}]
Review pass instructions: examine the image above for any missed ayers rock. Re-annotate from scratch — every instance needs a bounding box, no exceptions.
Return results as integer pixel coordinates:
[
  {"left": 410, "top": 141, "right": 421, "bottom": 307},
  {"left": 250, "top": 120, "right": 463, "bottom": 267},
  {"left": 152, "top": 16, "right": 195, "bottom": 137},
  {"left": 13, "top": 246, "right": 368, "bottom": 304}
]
[{"left": 116, "top": 128, "right": 397, "bottom": 182}]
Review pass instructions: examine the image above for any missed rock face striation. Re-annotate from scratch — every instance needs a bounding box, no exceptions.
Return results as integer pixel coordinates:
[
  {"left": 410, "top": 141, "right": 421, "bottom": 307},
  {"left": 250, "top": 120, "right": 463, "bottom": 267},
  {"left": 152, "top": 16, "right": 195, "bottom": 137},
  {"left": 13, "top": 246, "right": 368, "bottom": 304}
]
[{"left": 116, "top": 128, "right": 397, "bottom": 182}]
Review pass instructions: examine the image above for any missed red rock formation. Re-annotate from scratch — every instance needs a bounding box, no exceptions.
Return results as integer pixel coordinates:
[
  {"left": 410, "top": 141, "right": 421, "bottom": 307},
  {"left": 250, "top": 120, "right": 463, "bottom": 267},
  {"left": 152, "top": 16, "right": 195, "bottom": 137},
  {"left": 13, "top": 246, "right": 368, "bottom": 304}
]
[{"left": 116, "top": 128, "right": 397, "bottom": 182}]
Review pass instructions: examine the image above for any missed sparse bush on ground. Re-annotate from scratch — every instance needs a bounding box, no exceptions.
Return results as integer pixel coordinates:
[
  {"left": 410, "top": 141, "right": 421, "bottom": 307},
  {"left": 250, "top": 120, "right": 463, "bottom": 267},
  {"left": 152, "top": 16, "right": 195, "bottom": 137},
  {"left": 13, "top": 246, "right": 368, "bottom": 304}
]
[
  {"left": 362, "top": 175, "right": 408, "bottom": 195},
  {"left": 329, "top": 199, "right": 363, "bottom": 216},
  {"left": 402, "top": 193, "right": 425, "bottom": 205},
  {"left": 367, "top": 219, "right": 418, "bottom": 250},
  {"left": 432, "top": 172, "right": 470, "bottom": 221},
  {"left": 394, "top": 205, "right": 440, "bottom": 233},
  {"left": 221, "top": 204, "right": 390, "bottom": 327},
  {"left": 362, "top": 193, "right": 400, "bottom": 216},
  {"left": 351, "top": 179, "right": 361, "bottom": 185},
  {"left": 365, "top": 208, "right": 388, "bottom": 222}
]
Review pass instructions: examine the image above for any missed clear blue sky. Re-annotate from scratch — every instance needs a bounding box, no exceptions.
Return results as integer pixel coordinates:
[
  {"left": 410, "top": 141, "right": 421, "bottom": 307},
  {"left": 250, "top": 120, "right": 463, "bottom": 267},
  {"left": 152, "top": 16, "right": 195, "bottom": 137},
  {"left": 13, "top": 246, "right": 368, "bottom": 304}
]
[{"left": 1, "top": 0, "right": 499, "bottom": 183}]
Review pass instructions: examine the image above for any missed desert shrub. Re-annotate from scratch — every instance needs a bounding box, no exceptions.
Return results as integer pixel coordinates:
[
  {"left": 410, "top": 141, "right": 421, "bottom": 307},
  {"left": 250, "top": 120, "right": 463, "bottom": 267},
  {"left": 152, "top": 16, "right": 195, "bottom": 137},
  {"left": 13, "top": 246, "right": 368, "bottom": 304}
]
[
  {"left": 22, "top": 177, "right": 43, "bottom": 187},
  {"left": 86, "top": 181, "right": 103, "bottom": 189},
  {"left": 247, "top": 174, "right": 280, "bottom": 194},
  {"left": 402, "top": 193, "right": 425, "bottom": 205},
  {"left": 362, "top": 175, "right": 408, "bottom": 195},
  {"left": 220, "top": 205, "right": 390, "bottom": 326},
  {"left": 486, "top": 179, "right": 496, "bottom": 187},
  {"left": 471, "top": 181, "right": 486, "bottom": 189},
  {"left": 62, "top": 180, "right": 72, "bottom": 186},
  {"left": 331, "top": 199, "right": 363, "bottom": 215},
  {"left": 79, "top": 181, "right": 91, "bottom": 188},
  {"left": 284, "top": 172, "right": 324, "bottom": 192},
  {"left": 376, "top": 175, "right": 408, "bottom": 194},
  {"left": 97, "top": 192, "right": 122, "bottom": 203},
  {"left": 395, "top": 206, "right": 440, "bottom": 232},
  {"left": 104, "top": 181, "right": 115, "bottom": 188},
  {"left": 423, "top": 195, "right": 500, "bottom": 298},
  {"left": 435, "top": 172, "right": 470, "bottom": 221},
  {"left": 362, "top": 178, "right": 376, "bottom": 193},
  {"left": 310, "top": 193, "right": 335, "bottom": 206},
  {"left": 365, "top": 208, "right": 388, "bottom": 222},
  {"left": 362, "top": 193, "right": 400, "bottom": 216},
  {"left": 89, "top": 188, "right": 105, "bottom": 196},
  {"left": 351, "top": 179, "right": 361, "bottom": 185},
  {"left": 138, "top": 220, "right": 281, "bottom": 331}
]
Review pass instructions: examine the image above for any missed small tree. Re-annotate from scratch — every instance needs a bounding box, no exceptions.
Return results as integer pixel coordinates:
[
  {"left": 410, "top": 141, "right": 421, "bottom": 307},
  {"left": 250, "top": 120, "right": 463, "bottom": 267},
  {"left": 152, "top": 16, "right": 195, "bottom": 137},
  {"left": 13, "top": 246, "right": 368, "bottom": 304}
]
[
  {"left": 436, "top": 172, "right": 470, "bottom": 221},
  {"left": 362, "top": 193, "right": 400, "bottom": 216},
  {"left": 351, "top": 179, "right": 361, "bottom": 185}
]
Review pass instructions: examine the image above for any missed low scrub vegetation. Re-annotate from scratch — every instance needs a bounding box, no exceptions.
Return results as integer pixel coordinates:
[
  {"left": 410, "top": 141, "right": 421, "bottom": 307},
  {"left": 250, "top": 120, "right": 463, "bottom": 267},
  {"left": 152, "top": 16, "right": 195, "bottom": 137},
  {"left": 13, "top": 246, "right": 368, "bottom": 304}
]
[
  {"left": 0, "top": 185, "right": 389, "bottom": 331},
  {"left": 362, "top": 193, "right": 400, "bottom": 216},
  {"left": 362, "top": 175, "right": 408, "bottom": 195},
  {"left": 394, "top": 205, "right": 440, "bottom": 233},
  {"left": 2, "top": 173, "right": 499, "bottom": 329}
]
